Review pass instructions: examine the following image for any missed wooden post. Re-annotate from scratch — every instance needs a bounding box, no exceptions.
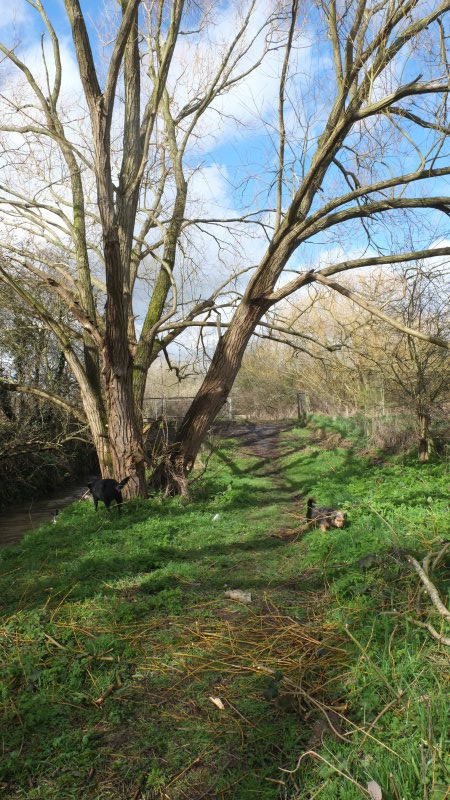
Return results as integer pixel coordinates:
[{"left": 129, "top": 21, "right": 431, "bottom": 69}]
[{"left": 227, "top": 397, "right": 233, "bottom": 420}]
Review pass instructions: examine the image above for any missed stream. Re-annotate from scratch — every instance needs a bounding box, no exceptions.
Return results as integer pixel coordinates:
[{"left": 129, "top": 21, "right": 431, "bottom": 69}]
[{"left": 0, "top": 481, "right": 89, "bottom": 549}]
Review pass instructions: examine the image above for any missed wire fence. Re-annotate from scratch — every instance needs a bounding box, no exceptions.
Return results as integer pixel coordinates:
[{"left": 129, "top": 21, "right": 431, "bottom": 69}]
[
  {"left": 143, "top": 392, "right": 312, "bottom": 422},
  {"left": 143, "top": 396, "right": 234, "bottom": 422}
]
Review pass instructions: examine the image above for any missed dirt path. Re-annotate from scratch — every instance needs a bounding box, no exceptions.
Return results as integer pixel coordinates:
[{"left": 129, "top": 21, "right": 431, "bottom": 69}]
[
  {"left": 226, "top": 421, "right": 298, "bottom": 480},
  {"left": 220, "top": 422, "right": 304, "bottom": 536},
  {"left": 221, "top": 421, "right": 296, "bottom": 462}
]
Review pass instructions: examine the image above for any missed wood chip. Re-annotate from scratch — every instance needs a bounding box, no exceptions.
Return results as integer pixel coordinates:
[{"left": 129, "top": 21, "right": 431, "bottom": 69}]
[
  {"left": 209, "top": 696, "right": 225, "bottom": 710},
  {"left": 224, "top": 589, "right": 252, "bottom": 603}
]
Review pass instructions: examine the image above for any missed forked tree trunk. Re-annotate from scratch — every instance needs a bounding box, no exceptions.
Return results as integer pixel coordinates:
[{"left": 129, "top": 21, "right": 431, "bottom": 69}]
[
  {"left": 152, "top": 301, "right": 269, "bottom": 494},
  {"left": 418, "top": 411, "right": 431, "bottom": 462}
]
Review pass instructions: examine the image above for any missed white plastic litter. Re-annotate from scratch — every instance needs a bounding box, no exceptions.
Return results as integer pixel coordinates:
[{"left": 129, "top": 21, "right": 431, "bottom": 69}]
[{"left": 224, "top": 590, "right": 252, "bottom": 603}]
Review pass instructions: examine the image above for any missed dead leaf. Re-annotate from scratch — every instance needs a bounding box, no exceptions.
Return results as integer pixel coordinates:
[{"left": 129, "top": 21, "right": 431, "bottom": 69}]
[
  {"left": 367, "top": 780, "right": 382, "bottom": 800},
  {"left": 209, "top": 696, "right": 225, "bottom": 710},
  {"left": 224, "top": 589, "right": 252, "bottom": 603}
]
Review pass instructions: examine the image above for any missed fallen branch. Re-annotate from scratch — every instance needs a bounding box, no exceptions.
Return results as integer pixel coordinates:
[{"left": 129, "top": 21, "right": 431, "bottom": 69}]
[
  {"left": 407, "top": 557, "right": 450, "bottom": 623},
  {"left": 280, "top": 750, "right": 370, "bottom": 797},
  {"left": 406, "top": 617, "right": 450, "bottom": 646},
  {"left": 43, "top": 633, "right": 66, "bottom": 650},
  {"left": 93, "top": 675, "right": 123, "bottom": 706},
  {"left": 431, "top": 541, "right": 450, "bottom": 572}
]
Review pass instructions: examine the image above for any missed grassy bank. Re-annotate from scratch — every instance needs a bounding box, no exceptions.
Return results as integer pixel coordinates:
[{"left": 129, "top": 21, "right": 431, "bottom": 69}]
[{"left": 0, "top": 420, "right": 448, "bottom": 799}]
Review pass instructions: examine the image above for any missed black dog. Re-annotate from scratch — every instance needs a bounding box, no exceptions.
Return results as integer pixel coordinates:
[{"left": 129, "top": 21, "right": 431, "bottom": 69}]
[
  {"left": 87, "top": 477, "right": 130, "bottom": 512},
  {"left": 306, "top": 497, "right": 346, "bottom": 531}
]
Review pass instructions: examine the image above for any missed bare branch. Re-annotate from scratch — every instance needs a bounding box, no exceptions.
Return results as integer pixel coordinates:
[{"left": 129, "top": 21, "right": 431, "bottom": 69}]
[
  {"left": 0, "top": 378, "right": 86, "bottom": 423},
  {"left": 103, "top": 0, "right": 141, "bottom": 123},
  {"left": 407, "top": 556, "right": 450, "bottom": 622},
  {"left": 276, "top": 0, "right": 299, "bottom": 229},
  {"left": 62, "top": 0, "right": 102, "bottom": 114},
  {"left": 355, "top": 80, "right": 450, "bottom": 121},
  {"left": 314, "top": 273, "right": 450, "bottom": 350}
]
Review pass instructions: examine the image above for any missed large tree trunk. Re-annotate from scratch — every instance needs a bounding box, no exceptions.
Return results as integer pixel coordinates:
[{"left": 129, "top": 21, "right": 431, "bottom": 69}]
[
  {"left": 101, "top": 207, "right": 147, "bottom": 497},
  {"left": 77, "top": 385, "right": 112, "bottom": 476},
  {"left": 152, "top": 300, "right": 268, "bottom": 494},
  {"left": 418, "top": 411, "right": 431, "bottom": 462},
  {"left": 104, "top": 369, "right": 147, "bottom": 497}
]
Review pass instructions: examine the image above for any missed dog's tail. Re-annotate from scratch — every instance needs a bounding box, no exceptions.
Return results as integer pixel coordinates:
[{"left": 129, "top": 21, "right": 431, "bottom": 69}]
[
  {"left": 306, "top": 497, "right": 316, "bottom": 519},
  {"left": 117, "top": 476, "right": 131, "bottom": 490}
]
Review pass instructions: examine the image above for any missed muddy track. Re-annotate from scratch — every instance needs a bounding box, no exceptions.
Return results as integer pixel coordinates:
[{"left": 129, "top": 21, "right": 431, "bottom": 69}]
[
  {"left": 224, "top": 422, "right": 297, "bottom": 479},
  {"left": 229, "top": 422, "right": 306, "bottom": 540}
]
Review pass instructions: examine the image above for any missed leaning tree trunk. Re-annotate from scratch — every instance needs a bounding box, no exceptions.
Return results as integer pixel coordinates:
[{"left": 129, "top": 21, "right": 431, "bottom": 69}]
[
  {"left": 152, "top": 236, "right": 314, "bottom": 495},
  {"left": 418, "top": 411, "right": 431, "bottom": 462},
  {"left": 152, "top": 300, "right": 269, "bottom": 494}
]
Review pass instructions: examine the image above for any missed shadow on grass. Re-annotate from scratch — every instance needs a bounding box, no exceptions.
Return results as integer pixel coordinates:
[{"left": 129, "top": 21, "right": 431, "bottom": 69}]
[
  {"left": 1, "top": 423, "right": 436, "bottom": 617},
  {"left": 1, "top": 528, "right": 293, "bottom": 611},
  {"left": 0, "top": 428, "right": 360, "bottom": 615}
]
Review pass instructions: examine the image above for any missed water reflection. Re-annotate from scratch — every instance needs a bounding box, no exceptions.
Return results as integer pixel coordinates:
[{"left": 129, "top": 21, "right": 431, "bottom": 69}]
[{"left": 0, "top": 482, "right": 88, "bottom": 548}]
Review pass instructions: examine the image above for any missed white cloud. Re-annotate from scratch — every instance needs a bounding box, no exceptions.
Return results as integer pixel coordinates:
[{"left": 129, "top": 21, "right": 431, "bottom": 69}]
[
  {"left": 0, "top": 1, "right": 28, "bottom": 30},
  {"left": 165, "top": 0, "right": 314, "bottom": 154}
]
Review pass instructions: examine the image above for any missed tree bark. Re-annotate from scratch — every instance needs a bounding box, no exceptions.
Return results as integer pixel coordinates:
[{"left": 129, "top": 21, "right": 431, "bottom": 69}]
[{"left": 103, "top": 365, "right": 147, "bottom": 496}]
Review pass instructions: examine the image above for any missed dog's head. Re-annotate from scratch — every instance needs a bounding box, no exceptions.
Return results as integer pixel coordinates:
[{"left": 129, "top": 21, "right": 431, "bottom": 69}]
[{"left": 332, "top": 510, "right": 346, "bottom": 528}]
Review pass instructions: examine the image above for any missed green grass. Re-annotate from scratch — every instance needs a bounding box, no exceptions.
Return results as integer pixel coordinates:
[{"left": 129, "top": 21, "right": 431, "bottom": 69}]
[{"left": 0, "top": 421, "right": 449, "bottom": 799}]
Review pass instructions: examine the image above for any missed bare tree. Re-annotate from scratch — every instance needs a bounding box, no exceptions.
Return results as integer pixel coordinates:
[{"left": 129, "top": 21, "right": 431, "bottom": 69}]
[
  {"left": 0, "top": 1, "right": 449, "bottom": 496},
  {"left": 158, "top": 0, "right": 450, "bottom": 491},
  {"left": 360, "top": 267, "right": 450, "bottom": 460},
  {"left": 0, "top": 0, "right": 285, "bottom": 495}
]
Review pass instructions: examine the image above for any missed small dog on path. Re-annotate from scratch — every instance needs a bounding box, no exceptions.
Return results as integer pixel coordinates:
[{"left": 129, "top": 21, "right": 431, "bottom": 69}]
[
  {"left": 306, "top": 497, "right": 346, "bottom": 531},
  {"left": 87, "top": 477, "right": 130, "bottom": 512}
]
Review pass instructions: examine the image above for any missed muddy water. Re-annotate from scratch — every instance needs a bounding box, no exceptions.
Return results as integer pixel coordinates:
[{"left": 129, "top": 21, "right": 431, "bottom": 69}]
[{"left": 0, "top": 481, "right": 89, "bottom": 549}]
